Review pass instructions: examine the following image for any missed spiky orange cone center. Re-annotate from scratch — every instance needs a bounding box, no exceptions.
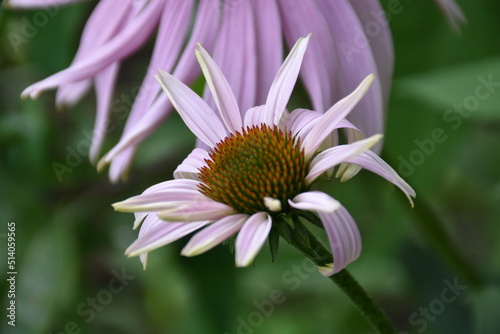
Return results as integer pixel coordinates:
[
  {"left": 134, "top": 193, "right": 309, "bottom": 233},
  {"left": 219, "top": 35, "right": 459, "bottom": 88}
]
[{"left": 198, "top": 124, "right": 310, "bottom": 215}]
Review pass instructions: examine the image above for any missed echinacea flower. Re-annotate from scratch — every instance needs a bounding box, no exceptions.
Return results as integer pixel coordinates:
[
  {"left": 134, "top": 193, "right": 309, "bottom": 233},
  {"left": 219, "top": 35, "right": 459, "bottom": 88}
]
[
  {"left": 113, "top": 35, "right": 415, "bottom": 275},
  {"left": 7, "top": 0, "right": 463, "bottom": 183}
]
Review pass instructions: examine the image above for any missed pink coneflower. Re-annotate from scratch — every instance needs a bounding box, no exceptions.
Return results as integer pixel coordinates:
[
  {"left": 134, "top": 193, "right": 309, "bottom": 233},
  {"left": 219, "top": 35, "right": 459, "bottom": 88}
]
[
  {"left": 113, "top": 36, "right": 415, "bottom": 275},
  {"left": 7, "top": 0, "right": 463, "bottom": 183}
]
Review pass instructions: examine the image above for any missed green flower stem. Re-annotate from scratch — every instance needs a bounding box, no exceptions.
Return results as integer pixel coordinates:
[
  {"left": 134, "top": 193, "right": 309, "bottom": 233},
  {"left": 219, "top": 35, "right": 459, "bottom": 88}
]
[
  {"left": 284, "top": 215, "right": 397, "bottom": 334},
  {"left": 329, "top": 270, "right": 397, "bottom": 334}
]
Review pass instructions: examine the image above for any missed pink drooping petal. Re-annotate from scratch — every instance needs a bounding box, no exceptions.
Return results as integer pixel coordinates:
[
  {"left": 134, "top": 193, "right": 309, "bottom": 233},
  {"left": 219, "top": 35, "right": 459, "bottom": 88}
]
[
  {"left": 97, "top": 98, "right": 174, "bottom": 180},
  {"left": 317, "top": 0, "right": 384, "bottom": 153},
  {"left": 123, "top": 0, "right": 194, "bottom": 129},
  {"left": 57, "top": 0, "right": 131, "bottom": 108},
  {"left": 158, "top": 200, "right": 236, "bottom": 222},
  {"left": 126, "top": 215, "right": 209, "bottom": 259},
  {"left": 56, "top": 81, "right": 91, "bottom": 109},
  {"left": 235, "top": 212, "right": 272, "bottom": 267},
  {"left": 21, "top": 0, "right": 164, "bottom": 99},
  {"left": 206, "top": 0, "right": 257, "bottom": 119},
  {"left": 264, "top": 34, "right": 310, "bottom": 125},
  {"left": 348, "top": 0, "right": 394, "bottom": 108},
  {"left": 90, "top": 62, "right": 120, "bottom": 164},
  {"left": 305, "top": 134, "right": 383, "bottom": 185},
  {"left": 181, "top": 214, "right": 248, "bottom": 257},
  {"left": 277, "top": 0, "right": 339, "bottom": 113},
  {"left": 302, "top": 74, "right": 375, "bottom": 157},
  {"left": 155, "top": 70, "right": 227, "bottom": 147},
  {"left": 251, "top": 0, "right": 283, "bottom": 103},
  {"left": 318, "top": 205, "right": 362, "bottom": 275},
  {"left": 243, "top": 105, "right": 267, "bottom": 128},
  {"left": 173, "top": 148, "right": 209, "bottom": 180},
  {"left": 433, "top": 0, "right": 467, "bottom": 32},
  {"left": 113, "top": 190, "right": 210, "bottom": 213},
  {"left": 195, "top": 44, "right": 242, "bottom": 133},
  {"left": 288, "top": 191, "right": 340, "bottom": 213},
  {"left": 343, "top": 150, "right": 416, "bottom": 207},
  {"left": 4, "top": 0, "right": 85, "bottom": 8},
  {"left": 105, "top": 0, "right": 220, "bottom": 182}
]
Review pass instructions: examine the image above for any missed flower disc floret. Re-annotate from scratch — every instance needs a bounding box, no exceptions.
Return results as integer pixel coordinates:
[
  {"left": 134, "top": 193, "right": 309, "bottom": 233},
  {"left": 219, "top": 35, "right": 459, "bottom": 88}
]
[{"left": 198, "top": 124, "right": 309, "bottom": 214}]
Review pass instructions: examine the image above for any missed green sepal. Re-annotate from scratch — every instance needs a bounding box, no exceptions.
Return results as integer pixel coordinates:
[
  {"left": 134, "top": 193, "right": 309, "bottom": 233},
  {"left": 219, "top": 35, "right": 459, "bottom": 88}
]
[{"left": 268, "top": 227, "right": 280, "bottom": 262}]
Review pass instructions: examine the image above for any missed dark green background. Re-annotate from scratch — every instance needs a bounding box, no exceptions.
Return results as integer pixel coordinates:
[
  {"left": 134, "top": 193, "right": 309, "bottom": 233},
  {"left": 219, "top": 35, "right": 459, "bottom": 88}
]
[{"left": 1, "top": 0, "right": 499, "bottom": 333}]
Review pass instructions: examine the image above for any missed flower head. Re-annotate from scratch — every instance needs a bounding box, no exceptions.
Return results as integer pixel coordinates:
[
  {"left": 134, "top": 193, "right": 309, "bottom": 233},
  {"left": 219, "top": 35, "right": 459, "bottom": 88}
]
[{"left": 113, "top": 36, "right": 415, "bottom": 275}]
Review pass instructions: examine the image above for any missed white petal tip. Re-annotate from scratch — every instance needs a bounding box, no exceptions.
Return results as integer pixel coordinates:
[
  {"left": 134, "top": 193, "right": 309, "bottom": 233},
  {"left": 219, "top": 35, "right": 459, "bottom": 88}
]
[
  {"left": 318, "top": 263, "right": 335, "bottom": 276},
  {"left": 235, "top": 259, "right": 253, "bottom": 268},
  {"left": 263, "top": 197, "right": 282, "bottom": 212},
  {"left": 96, "top": 158, "right": 108, "bottom": 173}
]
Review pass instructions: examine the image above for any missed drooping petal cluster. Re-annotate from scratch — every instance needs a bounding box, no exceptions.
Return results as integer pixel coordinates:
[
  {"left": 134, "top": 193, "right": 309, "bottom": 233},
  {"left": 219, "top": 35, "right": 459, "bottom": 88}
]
[
  {"left": 6, "top": 0, "right": 464, "bottom": 183},
  {"left": 113, "top": 36, "right": 415, "bottom": 276}
]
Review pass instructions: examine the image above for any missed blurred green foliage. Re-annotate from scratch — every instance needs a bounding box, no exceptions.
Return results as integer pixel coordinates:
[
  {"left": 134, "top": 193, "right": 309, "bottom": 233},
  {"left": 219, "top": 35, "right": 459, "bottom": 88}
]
[{"left": 1, "top": 1, "right": 499, "bottom": 333}]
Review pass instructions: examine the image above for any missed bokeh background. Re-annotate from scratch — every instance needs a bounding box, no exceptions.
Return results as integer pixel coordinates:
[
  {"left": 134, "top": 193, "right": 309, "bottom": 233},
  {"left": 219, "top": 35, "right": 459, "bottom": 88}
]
[{"left": 1, "top": 0, "right": 500, "bottom": 333}]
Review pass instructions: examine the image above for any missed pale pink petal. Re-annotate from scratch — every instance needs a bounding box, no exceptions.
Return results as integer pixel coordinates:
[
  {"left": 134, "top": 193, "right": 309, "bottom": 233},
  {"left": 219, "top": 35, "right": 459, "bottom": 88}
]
[
  {"left": 286, "top": 108, "right": 322, "bottom": 138},
  {"left": 343, "top": 150, "right": 416, "bottom": 207},
  {"left": 318, "top": 205, "right": 362, "bottom": 275},
  {"left": 181, "top": 214, "right": 248, "bottom": 257},
  {"left": 158, "top": 200, "right": 236, "bottom": 222},
  {"left": 195, "top": 44, "right": 242, "bottom": 133},
  {"left": 335, "top": 119, "right": 366, "bottom": 180},
  {"left": 288, "top": 191, "right": 340, "bottom": 213},
  {"left": 130, "top": 178, "right": 203, "bottom": 230},
  {"left": 251, "top": 0, "right": 283, "bottom": 103},
  {"left": 155, "top": 70, "right": 227, "bottom": 147},
  {"left": 173, "top": 148, "right": 209, "bottom": 180},
  {"left": 126, "top": 216, "right": 209, "bottom": 258},
  {"left": 278, "top": 0, "right": 339, "bottom": 113},
  {"left": 141, "top": 178, "right": 201, "bottom": 195},
  {"left": 265, "top": 34, "right": 310, "bottom": 125},
  {"left": 243, "top": 105, "right": 267, "bottom": 128},
  {"left": 305, "top": 134, "right": 383, "bottom": 185},
  {"left": 302, "top": 74, "right": 375, "bottom": 157},
  {"left": 113, "top": 191, "right": 209, "bottom": 213},
  {"left": 129, "top": 213, "right": 205, "bottom": 268},
  {"left": 235, "top": 212, "right": 272, "bottom": 267},
  {"left": 21, "top": 0, "right": 164, "bottom": 99}
]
